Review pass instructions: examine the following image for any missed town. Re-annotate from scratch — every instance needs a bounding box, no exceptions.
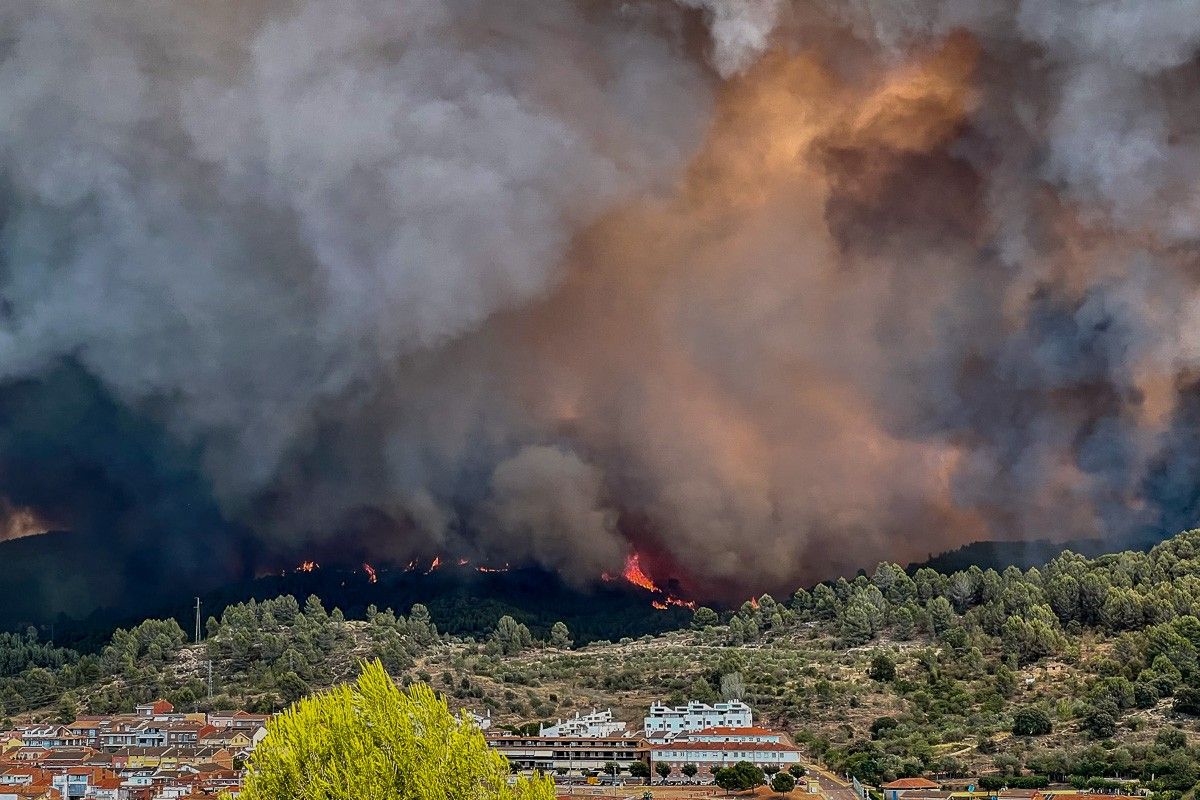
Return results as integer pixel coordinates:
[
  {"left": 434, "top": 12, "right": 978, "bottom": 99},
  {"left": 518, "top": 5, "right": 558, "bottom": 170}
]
[{"left": 0, "top": 694, "right": 1146, "bottom": 800}]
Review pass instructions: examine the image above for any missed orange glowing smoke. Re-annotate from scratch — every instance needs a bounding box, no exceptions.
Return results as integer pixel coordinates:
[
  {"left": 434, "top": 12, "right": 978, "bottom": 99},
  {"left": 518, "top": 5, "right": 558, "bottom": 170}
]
[
  {"left": 296, "top": 560, "right": 319, "bottom": 573},
  {"left": 362, "top": 562, "right": 378, "bottom": 584}
]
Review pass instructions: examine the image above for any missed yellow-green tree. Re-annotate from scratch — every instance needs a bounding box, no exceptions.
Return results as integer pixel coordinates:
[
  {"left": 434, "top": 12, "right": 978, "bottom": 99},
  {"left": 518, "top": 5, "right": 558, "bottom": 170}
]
[{"left": 236, "top": 659, "right": 553, "bottom": 800}]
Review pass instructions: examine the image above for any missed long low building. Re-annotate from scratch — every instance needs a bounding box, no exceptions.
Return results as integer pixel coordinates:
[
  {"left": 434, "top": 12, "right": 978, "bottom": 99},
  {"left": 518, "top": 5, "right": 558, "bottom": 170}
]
[
  {"left": 649, "top": 727, "right": 801, "bottom": 777},
  {"left": 485, "top": 733, "right": 646, "bottom": 775}
]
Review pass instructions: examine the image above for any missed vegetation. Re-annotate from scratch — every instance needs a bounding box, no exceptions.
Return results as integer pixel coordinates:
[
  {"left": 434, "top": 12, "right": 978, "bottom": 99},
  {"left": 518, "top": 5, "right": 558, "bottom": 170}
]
[
  {"left": 14, "top": 530, "right": 1200, "bottom": 793},
  {"left": 714, "top": 761, "right": 765, "bottom": 790},
  {"left": 236, "top": 659, "right": 552, "bottom": 800}
]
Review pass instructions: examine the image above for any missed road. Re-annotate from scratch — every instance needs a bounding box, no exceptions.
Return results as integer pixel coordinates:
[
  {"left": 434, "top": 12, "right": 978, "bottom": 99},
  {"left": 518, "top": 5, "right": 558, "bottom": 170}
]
[{"left": 808, "top": 764, "right": 863, "bottom": 800}]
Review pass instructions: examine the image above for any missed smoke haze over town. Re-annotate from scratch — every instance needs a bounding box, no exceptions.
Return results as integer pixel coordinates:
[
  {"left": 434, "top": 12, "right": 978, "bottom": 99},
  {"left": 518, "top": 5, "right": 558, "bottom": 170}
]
[{"left": 4, "top": 0, "right": 1200, "bottom": 608}]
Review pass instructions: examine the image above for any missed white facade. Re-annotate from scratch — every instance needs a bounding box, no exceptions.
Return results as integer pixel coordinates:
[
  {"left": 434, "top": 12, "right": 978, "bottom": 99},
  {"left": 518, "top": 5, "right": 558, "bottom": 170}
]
[
  {"left": 469, "top": 710, "right": 492, "bottom": 731},
  {"left": 539, "top": 709, "right": 627, "bottom": 738},
  {"left": 650, "top": 731, "right": 801, "bottom": 777},
  {"left": 643, "top": 701, "right": 752, "bottom": 737}
]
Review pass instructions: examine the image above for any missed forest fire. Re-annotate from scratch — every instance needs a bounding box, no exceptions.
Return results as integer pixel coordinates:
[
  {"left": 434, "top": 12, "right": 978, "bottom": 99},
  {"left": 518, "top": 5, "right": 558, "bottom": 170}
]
[
  {"left": 621, "top": 553, "right": 658, "bottom": 592},
  {"left": 362, "top": 562, "right": 378, "bottom": 584},
  {"left": 425, "top": 556, "right": 441, "bottom": 574},
  {"left": 603, "top": 553, "right": 696, "bottom": 612},
  {"left": 476, "top": 565, "right": 510, "bottom": 573},
  {"left": 296, "top": 560, "right": 318, "bottom": 573}
]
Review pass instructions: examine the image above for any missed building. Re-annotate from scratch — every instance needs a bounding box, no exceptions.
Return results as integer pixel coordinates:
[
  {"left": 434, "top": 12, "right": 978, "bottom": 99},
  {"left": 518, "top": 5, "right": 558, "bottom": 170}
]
[
  {"left": 0, "top": 786, "right": 59, "bottom": 800},
  {"left": 643, "top": 701, "right": 752, "bottom": 738},
  {"left": 205, "top": 712, "right": 269, "bottom": 731},
  {"left": 133, "top": 703, "right": 173, "bottom": 721},
  {"left": 882, "top": 778, "right": 942, "bottom": 800},
  {"left": 485, "top": 733, "right": 646, "bottom": 775},
  {"left": 648, "top": 726, "right": 800, "bottom": 777},
  {"left": 539, "top": 710, "right": 627, "bottom": 738}
]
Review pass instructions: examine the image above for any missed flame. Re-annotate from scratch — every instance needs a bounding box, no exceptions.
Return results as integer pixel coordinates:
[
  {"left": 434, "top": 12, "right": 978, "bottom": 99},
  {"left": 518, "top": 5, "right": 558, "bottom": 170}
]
[
  {"left": 362, "top": 562, "right": 378, "bottom": 584},
  {"left": 426, "top": 556, "right": 442, "bottom": 574},
  {"left": 296, "top": 560, "right": 318, "bottom": 573},
  {"left": 457, "top": 558, "right": 470, "bottom": 566},
  {"left": 749, "top": 596, "right": 760, "bottom": 610},
  {"left": 405, "top": 559, "right": 418, "bottom": 572},
  {"left": 607, "top": 552, "right": 697, "bottom": 612},
  {"left": 476, "top": 564, "right": 510, "bottom": 573},
  {"left": 621, "top": 553, "right": 659, "bottom": 592}
]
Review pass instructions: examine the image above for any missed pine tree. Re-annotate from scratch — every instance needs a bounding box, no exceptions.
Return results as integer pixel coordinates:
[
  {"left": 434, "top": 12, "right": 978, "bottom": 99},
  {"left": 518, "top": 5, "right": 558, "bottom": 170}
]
[{"left": 236, "top": 660, "right": 553, "bottom": 800}]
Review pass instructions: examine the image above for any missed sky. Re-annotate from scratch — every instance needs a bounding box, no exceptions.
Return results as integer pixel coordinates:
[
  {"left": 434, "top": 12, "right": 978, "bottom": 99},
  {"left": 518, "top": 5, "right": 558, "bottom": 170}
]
[{"left": 3, "top": 0, "right": 1200, "bottom": 604}]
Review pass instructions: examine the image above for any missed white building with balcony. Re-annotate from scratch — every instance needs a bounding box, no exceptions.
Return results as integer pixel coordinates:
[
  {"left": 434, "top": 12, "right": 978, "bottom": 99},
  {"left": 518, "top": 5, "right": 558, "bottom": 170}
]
[
  {"left": 643, "top": 700, "right": 752, "bottom": 738},
  {"left": 539, "top": 709, "right": 627, "bottom": 738}
]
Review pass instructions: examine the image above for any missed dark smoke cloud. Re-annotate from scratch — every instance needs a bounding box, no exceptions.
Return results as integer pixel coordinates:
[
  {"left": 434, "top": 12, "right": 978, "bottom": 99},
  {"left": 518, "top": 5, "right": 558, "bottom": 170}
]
[{"left": 2, "top": 0, "right": 1200, "bottom": 605}]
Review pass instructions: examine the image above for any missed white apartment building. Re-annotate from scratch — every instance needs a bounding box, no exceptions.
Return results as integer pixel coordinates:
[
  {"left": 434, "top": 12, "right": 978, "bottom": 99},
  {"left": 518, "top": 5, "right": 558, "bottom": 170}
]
[
  {"left": 643, "top": 700, "right": 752, "bottom": 738},
  {"left": 650, "top": 734, "right": 801, "bottom": 777},
  {"left": 539, "top": 709, "right": 627, "bottom": 738}
]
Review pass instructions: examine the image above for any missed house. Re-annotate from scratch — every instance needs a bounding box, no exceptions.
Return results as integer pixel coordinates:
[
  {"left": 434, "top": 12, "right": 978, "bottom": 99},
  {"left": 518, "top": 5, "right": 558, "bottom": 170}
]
[
  {"left": 0, "top": 767, "right": 51, "bottom": 787},
  {"left": 882, "top": 778, "right": 942, "bottom": 800},
  {"left": 50, "top": 767, "right": 123, "bottom": 800},
  {"left": 19, "top": 729, "right": 82, "bottom": 751},
  {"left": 205, "top": 713, "right": 267, "bottom": 731},
  {"left": 0, "top": 785, "right": 60, "bottom": 800},
  {"left": 133, "top": 703, "right": 172, "bottom": 721}
]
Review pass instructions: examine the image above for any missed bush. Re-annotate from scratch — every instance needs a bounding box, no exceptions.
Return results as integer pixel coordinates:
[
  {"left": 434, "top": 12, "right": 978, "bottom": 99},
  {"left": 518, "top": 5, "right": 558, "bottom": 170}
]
[
  {"left": 772, "top": 772, "right": 797, "bottom": 793},
  {"left": 868, "top": 652, "right": 897, "bottom": 682},
  {"left": 714, "top": 761, "right": 765, "bottom": 791},
  {"left": 1012, "top": 707, "right": 1052, "bottom": 736},
  {"left": 1173, "top": 687, "right": 1200, "bottom": 716}
]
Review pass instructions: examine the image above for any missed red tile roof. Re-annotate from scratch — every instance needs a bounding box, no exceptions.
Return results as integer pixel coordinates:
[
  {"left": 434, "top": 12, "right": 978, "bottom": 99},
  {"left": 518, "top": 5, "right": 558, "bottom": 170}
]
[{"left": 882, "top": 778, "right": 942, "bottom": 790}]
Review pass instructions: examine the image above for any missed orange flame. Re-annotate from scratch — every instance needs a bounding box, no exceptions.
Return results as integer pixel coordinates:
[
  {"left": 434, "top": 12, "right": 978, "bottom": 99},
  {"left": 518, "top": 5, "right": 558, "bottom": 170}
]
[
  {"left": 426, "top": 556, "right": 442, "bottom": 574},
  {"left": 749, "top": 596, "right": 760, "bottom": 610},
  {"left": 476, "top": 564, "right": 510, "bottom": 573},
  {"left": 457, "top": 558, "right": 470, "bottom": 566},
  {"left": 362, "top": 562, "right": 378, "bottom": 584},
  {"left": 607, "top": 552, "right": 697, "bottom": 612},
  {"left": 622, "top": 553, "right": 659, "bottom": 592},
  {"left": 296, "top": 560, "right": 318, "bottom": 573}
]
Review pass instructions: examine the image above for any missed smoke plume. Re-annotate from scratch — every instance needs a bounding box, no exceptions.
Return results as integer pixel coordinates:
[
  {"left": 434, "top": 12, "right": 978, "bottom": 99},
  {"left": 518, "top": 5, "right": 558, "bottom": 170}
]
[{"left": 2, "top": 0, "right": 1200, "bottom": 605}]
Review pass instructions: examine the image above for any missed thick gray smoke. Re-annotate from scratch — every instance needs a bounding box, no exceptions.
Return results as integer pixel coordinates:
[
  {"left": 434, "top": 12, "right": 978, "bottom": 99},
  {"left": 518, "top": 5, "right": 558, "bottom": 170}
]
[{"left": 2, "top": 0, "right": 1200, "bottom": 601}]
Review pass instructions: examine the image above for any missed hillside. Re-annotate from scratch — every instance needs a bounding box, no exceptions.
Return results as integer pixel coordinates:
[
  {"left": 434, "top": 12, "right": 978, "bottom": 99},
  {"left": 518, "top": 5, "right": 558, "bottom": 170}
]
[
  {"left": 0, "top": 532, "right": 690, "bottom": 649},
  {"left": 7, "top": 531, "right": 1200, "bottom": 793}
]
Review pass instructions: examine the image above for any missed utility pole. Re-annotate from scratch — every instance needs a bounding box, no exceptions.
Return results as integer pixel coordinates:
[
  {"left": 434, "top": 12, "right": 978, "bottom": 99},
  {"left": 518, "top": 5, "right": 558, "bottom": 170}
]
[{"left": 194, "top": 597, "right": 202, "bottom": 645}]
